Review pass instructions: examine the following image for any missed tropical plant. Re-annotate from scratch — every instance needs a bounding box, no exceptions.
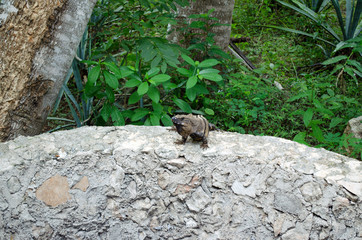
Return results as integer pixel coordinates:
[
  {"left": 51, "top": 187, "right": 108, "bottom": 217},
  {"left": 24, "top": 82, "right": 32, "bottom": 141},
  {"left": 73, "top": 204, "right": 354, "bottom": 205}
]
[
  {"left": 301, "top": 0, "right": 330, "bottom": 13},
  {"left": 321, "top": 36, "right": 362, "bottom": 89},
  {"left": 266, "top": 0, "right": 362, "bottom": 48},
  {"left": 48, "top": 28, "right": 93, "bottom": 131}
]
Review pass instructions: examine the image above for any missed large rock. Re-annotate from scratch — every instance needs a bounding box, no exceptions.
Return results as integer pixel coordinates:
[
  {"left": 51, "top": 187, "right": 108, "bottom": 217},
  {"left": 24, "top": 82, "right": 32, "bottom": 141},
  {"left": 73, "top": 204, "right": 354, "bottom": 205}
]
[{"left": 0, "top": 126, "right": 361, "bottom": 239}]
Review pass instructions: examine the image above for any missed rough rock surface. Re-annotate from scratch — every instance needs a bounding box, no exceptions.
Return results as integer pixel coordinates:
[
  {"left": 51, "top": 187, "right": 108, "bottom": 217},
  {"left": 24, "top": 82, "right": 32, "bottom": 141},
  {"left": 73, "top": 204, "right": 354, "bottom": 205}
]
[{"left": 0, "top": 126, "right": 361, "bottom": 240}]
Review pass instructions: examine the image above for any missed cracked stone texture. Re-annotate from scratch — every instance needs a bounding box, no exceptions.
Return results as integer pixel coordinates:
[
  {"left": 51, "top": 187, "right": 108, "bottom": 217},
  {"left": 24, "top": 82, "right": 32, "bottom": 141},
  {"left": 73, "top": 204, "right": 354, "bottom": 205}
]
[{"left": 0, "top": 126, "right": 361, "bottom": 239}]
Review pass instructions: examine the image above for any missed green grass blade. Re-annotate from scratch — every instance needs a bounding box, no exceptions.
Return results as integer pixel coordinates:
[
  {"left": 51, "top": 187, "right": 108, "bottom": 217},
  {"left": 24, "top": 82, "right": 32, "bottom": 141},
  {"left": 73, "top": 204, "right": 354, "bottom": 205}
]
[
  {"left": 320, "top": 0, "right": 331, "bottom": 11},
  {"left": 354, "top": 20, "right": 362, "bottom": 38},
  {"left": 262, "top": 25, "right": 336, "bottom": 46},
  {"left": 331, "top": 0, "right": 347, "bottom": 40},
  {"left": 62, "top": 85, "right": 82, "bottom": 115},
  {"left": 47, "top": 117, "right": 75, "bottom": 123},
  {"left": 292, "top": 0, "right": 320, "bottom": 18},
  {"left": 348, "top": 0, "right": 362, "bottom": 39},
  {"left": 279, "top": 0, "right": 316, "bottom": 20},
  {"left": 64, "top": 94, "right": 81, "bottom": 127},
  {"left": 72, "top": 59, "right": 84, "bottom": 91},
  {"left": 345, "top": 0, "right": 352, "bottom": 36},
  {"left": 79, "top": 27, "right": 88, "bottom": 60},
  {"left": 53, "top": 67, "right": 73, "bottom": 114},
  {"left": 46, "top": 123, "right": 76, "bottom": 133}
]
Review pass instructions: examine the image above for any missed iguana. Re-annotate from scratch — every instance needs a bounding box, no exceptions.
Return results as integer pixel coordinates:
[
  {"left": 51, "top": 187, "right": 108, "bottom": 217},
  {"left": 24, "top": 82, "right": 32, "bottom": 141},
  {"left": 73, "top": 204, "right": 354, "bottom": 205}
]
[{"left": 171, "top": 114, "right": 217, "bottom": 149}]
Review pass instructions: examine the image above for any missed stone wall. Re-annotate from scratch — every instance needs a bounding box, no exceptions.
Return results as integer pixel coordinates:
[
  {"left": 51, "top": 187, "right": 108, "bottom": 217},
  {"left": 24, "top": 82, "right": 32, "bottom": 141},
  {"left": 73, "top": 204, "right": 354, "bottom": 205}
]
[{"left": 0, "top": 126, "right": 361, "bottom": 239}]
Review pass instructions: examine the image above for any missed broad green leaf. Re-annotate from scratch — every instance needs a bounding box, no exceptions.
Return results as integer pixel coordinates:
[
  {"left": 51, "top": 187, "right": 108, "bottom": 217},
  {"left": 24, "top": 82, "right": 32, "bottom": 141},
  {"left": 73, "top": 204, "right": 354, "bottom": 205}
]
[
  {"left": 103, "top": 62, "right": 121, "bottom": 78},
  {"left": 104, "top": 71, "right": 119, "bottom": 89},
  {"left": 119, "top": 66, "right": 134, "bottom": 78},
  {"left": 344, "top": 66, "right": 357, "bottom": 81},
  {"left": 88, "top": 65, "right": 100, "bottom": 85},
  {"left": 311, "top": 124, "right": 325, "bottom": 142},
  {"left": 152, "top": 101, "right": 163, "bottom": 114},
  {"left": 106, "top": 86, "right": 115, "bottom": 103},
  {"left": 111, "top": 106, "right": 125, "bottom": 126},
  {"left": 199, "top": 68, "right": 220, "bottom": 74},
  {"left": 192, "top": 109, "right": 205, "bottom": 115},
  {"left": 137, "top": 82, "right": 149, "bottom": 95},
  {"left": 142, "top": 49, "right": 157, "bottom": 62},
  {"left": 303, "top": 108, "right": 314, "bottom": 127},
  {"left": 352, "top": 68, "right": 362, "bottom": 78},
  {"left": 146, "top": 67, "right": 160, "bottom": 79},
  {"left": 161, "top": 113, "right": 173, "bottom": 126},
  {"left": 315, "top": 107, "right": 334, "bottom": 117},
  {"left": 322, "top": 55, "right": 348, "bottom": 65},
  {"left": 334, "top": 42, "right": 357, "bottom": 52},
  {"left": 346, "top": 59, "right": 362, "bottom": 71},
  {"left": 186, "top": 87, "right": 197, "bottom": 101},
  {"left": 144, "top": 117, "right": 151, "bottom": 126},
  {"left": 313, "top": 98, "right": 324, "bottom": 110},
  {"left": 81, "top": 60, "right": 98, "bottom": 65},
  {"left": 186, "top": 76, "right": 198, "bottom": 89},
  {"left": 198, "top": 59, "right": 219, "bottom": 68},
  {"left": 177, "top": 68, "right": 192, "bottom": 76},
  {"left": 293, "top": 132, "right": 308, "bottom": 145},
  {"left": 190, "top": 21, "right": 206, "bottom": 28},
  {"left": 193, "top": 84, "right": 209, "bottom": 95},
  {"left": 150, "top": 113, "right": 160, "bottom": 126},
  {"left": 148, "top": 85, "right": 160, "bottom": 103},
  {"left": 125, "top": 78, "right": 142, "bottom": 88},
  {"left": 327, "top": 89, "right": 335, "bottom": 96},
  {"left": 151, "top": 55, "right": 162, "bottom": 68},
  {"left": 128, "top": 91, "right": 141, "bottom": 105},
  {"left": 173, "top": 98, "right": 192, "bottom": 113},
  {"left": 150, "top": 74, "right": 171, "bottom": 84},
  {"left": 161, "top": 61, "right": 167, "bottom": 73},
  {"left": 205, "top": 108, "right": 214, "bottom": 115},
  {"left": 287, "top": 92, "right": 309, "bottom": 102},
  {"left": 101, "top": 103, "right": 112, "bottom": 122},
  {"left": 181, "top": 54, "right": 195, "bottom": 66},
  {"left": 330, "top": 117, "right": 344, "bottom": 128},
  {"left": 131, "top": 108, "right": 149, "bottom": 121},
  {"left": 84, "top": 83, "right": 101, "bottom": 97},
  {"left": 330, "top": 64, "right": 344, "bottom": 75},
  {"left": 199, "top": 73, "right": 223, "bottom": 81}
]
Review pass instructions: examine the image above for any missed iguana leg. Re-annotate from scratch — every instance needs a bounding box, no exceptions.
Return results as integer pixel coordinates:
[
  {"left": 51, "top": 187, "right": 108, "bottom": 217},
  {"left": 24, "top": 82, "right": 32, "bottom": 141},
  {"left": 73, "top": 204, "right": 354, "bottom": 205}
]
[
  {"left": 200, "top": 137, "right": 209, "bottom": 149},
  {"left": 189, "top": 132, "right": 204, "bottom": 142},
  {"left": 175, "top": 136, "right": 187, "bottom": 145}
]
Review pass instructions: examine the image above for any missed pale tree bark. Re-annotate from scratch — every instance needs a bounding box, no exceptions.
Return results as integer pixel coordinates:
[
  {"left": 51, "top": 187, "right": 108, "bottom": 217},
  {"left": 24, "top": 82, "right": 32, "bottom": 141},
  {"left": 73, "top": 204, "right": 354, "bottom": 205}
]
[
  {"left": 0, "top": 0, "right": 97, "bottom": 141},
  {"left": 168, "top": 0, "right": 235, "bottom": 52}
]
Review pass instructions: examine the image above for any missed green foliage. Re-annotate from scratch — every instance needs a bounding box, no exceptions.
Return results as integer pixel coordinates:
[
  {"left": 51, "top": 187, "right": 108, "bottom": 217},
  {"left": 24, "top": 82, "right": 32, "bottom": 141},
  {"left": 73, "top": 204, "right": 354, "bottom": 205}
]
[
  {"left": 321, "top": 36, "right": 362, "bottom": 87},
  {"left": 50, "top": 0, "right": 223, "bottom": 129},
  {"left": 286, "top": 78, "right": 361, "bottom": 159},
  {"left": 209, "top": 64, "right": 361, "bottom": 159},
  {"left": 276, "top": 0, "right": 362, "bottom": 44},
  {"left": 49, "top": 0, "right": 361, "bottom": 160}
]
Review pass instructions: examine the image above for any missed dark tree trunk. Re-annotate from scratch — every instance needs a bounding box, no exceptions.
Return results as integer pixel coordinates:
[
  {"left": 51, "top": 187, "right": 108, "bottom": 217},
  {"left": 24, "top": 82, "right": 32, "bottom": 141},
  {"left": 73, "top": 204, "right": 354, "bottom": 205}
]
[{"left": 0, "top": 0, "right": 97, "bottom": 141}]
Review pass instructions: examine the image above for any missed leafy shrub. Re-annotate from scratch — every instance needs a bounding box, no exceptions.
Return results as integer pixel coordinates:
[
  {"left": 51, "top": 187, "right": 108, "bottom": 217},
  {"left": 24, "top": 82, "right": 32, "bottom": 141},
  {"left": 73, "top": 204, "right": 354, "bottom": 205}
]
[{"left": 50, "top": 0, "right": 225, "bottom": 129}]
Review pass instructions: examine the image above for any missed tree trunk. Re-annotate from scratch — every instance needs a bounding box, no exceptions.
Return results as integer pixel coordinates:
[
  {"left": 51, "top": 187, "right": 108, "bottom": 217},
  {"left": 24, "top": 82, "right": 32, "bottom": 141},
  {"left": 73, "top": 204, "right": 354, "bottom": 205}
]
[
  {"left": 168, "top": 0, "right": 235, "bottom": 52},
  {"left": 0, "top": 0, "right": 97, "bottom": 141}
]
